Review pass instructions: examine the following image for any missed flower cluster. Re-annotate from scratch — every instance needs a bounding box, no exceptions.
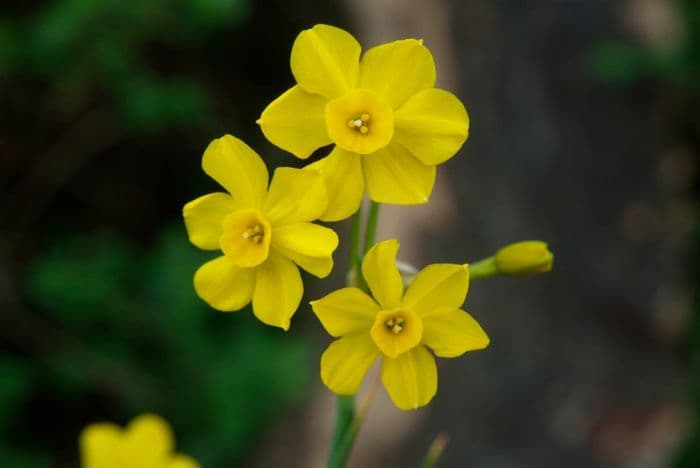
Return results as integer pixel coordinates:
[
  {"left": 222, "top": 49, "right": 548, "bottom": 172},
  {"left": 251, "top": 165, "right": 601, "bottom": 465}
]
[
  {"left": 82, "top": 22, "right": 554, "bottom": 467},
  {"left": 179, "top": 24, "right": 552, "bottom": 412}
]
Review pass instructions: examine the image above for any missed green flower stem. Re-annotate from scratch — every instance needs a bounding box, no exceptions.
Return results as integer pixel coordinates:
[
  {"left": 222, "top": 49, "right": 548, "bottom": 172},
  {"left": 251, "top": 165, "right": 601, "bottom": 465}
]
[
  {"left": 363, "top": 201, "right": 380, "bottom": 256},
  {"left": 348, "top": 205, "right": 362, "bottom": 277},
  {"left": 328, "top": 207, "right": 363, "bottom": 465},
  {"left": 327, "top": 202, "right": 381, "bottom": 468},
  {"left": 327, "top": 408, "right": 365, "bottom": 468},
  {"left": 328, "top": 395, "right": 356, "bottom": 468},
  {"left": 467, "top": 257, "right": 498, "bottom": 280}
]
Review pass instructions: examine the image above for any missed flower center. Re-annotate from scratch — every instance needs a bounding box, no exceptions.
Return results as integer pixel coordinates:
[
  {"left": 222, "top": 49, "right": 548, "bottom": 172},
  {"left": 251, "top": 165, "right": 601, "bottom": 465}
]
[
  {"left": 325, "top": 89, "right": 394, "bottom": 154},
  {"left": 220, "top": 209, "right": 271, "bottom": 267},
  {"left": 347, "top": 113, "right": 371, "bottom": 134},
  {"left": 384, "top": 316, "right": 405, "bottom": 334},
  {"left": 370, "top": 308, "right": 422, "bottom": 358},
  {"left": 241, "top": 223, "right": 265, "bottom": 244}
]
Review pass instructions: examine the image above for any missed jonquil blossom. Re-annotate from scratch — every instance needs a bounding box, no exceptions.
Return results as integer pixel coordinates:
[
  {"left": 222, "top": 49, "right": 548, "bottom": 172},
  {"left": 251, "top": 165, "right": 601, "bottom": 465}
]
[
  {"left": 258, "top": 24, "right": 469, "bottom": 221},
  {"left": 80, "top": 414, "right": 199, "bottom": 468},
  {"left": 312, "top": 239, "right": 489, "bottom": 410},
  {"left": 183, "top": 135, "right": 339, "bottom": 330}
]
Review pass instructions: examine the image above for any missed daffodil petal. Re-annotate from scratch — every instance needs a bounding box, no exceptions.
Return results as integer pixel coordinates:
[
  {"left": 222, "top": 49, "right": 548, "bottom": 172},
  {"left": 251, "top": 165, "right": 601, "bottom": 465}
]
[
  {"left": 402, "top": 264, "right": 469, "bottom": 316},
  {"left": 253, "top": 252, "right": 302, "bottom": 330},
  {"left": 258, "top": 85, "right": 331, "bottom": 159},
  {"left": 264, "top": 167, "right": 328, "bottom": 225},
  {"left": 381, "top": 345, "right": 437, "bottom": 410},
  {"left": 202, "top": 135, "right": 269, "bottom": 209},
  {"left": 311, "top": 287, "right": 380, "bottom": 337},
  {"left": 183, "top": 193, "right": 236, "bottom": 250},
  {"left": 361, "top": 239, "right": 403, "bottom": 309},
  {"left": 305, "top": 147, "right": 364, "bottom": 222},
  {"left": 363, "top": 143, "right": 436, "bottom": 205},
  {"left": 291, "top": 24, "right": 361, "bottom": 99},
  {"left": 80, "top": 423, "right": 122, "bottom": 468},
  {"left": 194, "top": 256, "right": 255, "bottom": 311},
  {"left": 421, "top": 308, "right": 489, "bottom": 357},
  {"left": 123, "top": 414, "right": 173, "bottom": 462},
  {"left": 394, "top": 88, "right": 469, "bottom": 165},
  {"left": 167, "top": 455, "right": 201, "bottom": 468},
  {"left": 271, "top": 222, "right": 338, "bottom": 278},
  {"left": 321, "top": 332, "right": 379, "bottom": 394},
  {"left": 358, "top": 39, "right": 435, "bottom": 108}
]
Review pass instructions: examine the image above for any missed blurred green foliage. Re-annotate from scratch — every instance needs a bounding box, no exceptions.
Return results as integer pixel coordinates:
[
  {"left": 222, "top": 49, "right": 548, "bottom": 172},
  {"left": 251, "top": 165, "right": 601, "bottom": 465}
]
[
  {"left": 0, "top": 0, "right": 331, "bottom": 466},
  {"left": 588, "top": 1, "right": 700, "bottom": 466},
  {"left": 9, "top": 227, "right": 312, "bottom": 467},
  {"left": 3, "top": 0, "right": 252, "bottom": 132},
  {"left": 587, "top": 0, "right": 699, "bottom": 91},
  {"left": 590, "top": 2, "right": 700, "bottom": 467}
]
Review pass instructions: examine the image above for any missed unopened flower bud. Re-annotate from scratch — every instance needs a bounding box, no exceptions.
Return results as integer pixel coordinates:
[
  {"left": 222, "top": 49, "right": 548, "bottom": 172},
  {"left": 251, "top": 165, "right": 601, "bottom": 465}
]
[{"left": 494, "top": 241, "right": 553, "bottom": 276}]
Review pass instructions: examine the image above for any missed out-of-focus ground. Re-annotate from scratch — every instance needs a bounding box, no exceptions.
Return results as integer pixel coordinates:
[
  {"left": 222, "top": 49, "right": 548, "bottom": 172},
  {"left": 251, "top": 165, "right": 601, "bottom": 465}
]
[{"left": 255, "top": 1, "right": 696, "bottom": 467}]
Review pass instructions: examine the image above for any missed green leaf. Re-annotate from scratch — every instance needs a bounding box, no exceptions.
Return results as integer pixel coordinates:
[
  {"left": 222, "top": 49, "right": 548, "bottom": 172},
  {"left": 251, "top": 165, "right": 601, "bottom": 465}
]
[
  {"left": 25, "top": 232, "right": 133, "bottom": 327},
  {"left": 586, "top": 41, "right": 648, "bottom": 86}
]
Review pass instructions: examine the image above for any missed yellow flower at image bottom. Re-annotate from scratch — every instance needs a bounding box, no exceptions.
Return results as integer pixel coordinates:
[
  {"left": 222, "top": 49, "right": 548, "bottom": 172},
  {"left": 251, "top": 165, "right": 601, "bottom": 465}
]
[
  {"left": 258, "top": 24, "right": 470, "bottom": 221},
  {"left": 183, "top": 134, "right": 339, "bottom": 330},
  {"left": 312, "top": 239, "right": 489, "bottom": 410},
  {"left": 80, "top": 414, "right": 198, "bottom": 468}
]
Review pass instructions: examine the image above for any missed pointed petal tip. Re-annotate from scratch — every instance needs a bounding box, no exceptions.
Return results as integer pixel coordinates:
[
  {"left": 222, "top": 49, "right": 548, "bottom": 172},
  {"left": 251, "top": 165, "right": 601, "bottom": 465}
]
[
  {"left": 260, "top": 312, "right": 291, "bottom": 330},
  {"left": 315, "top": 265, "right": 334, "bottom": 279},
  {"left": 262, "top": 317, "right": 291, "bottom": 331}
]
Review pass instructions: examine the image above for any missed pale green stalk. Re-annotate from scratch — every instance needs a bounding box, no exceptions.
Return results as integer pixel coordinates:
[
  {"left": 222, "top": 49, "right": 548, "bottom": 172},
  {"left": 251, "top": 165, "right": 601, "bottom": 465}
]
[
  {"left": 327, "top": 206, "right": 362, "bottom": 466},
  {"left": 467, "top": 257, "right": 498, "bottom": 280},
  {"left": 363, "top": 201, "right": 380, "bottom": 254},
  {"left": 327, "top": 201, "right": 381, "bottom": 468},
  {"left": 419, "top": 433, "right": 450, "bottom": 468}
]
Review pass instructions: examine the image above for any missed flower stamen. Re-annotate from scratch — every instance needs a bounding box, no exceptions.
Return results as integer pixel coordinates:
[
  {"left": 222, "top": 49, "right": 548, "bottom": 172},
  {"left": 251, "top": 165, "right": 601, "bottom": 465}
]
[
  {"left": 242, "top": 223, "right": 265, "bottom": 244},
  {"left": 347, "top": 113, "right": 371, "bottom": 135},
  {"left": 385, "top": 316, "right": 405, "bottom": 334}
]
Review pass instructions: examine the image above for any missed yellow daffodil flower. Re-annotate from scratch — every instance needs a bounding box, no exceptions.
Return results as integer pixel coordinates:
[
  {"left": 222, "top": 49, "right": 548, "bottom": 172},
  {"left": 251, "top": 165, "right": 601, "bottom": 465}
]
[
  {"left": 183, "top": 135, "right": 339, "bottom": 330},
  {"left": 80, "top": 414, "right": 199, "bottom": 468},
  {"left": 311, "top": 239, "right": 489, "bottom": 410},
  {"left": 258, "top": 24, "right": 470, "bottom": 221}
]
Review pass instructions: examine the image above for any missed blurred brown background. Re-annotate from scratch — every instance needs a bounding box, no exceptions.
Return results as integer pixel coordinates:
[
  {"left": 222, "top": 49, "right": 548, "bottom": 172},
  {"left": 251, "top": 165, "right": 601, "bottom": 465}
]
[{"left": 1, "top": 1, "right": 698, "bottom": 467}]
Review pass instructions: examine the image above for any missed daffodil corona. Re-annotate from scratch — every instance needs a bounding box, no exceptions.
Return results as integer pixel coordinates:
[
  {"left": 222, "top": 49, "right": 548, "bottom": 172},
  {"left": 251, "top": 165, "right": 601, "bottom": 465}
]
[
  {"left": 183, "top": 135, "right": 339, "bottom": 330},
  {"left": 80, "top": 414, "right": 199, "bottom": 468},
  {"left": 258, "top": 24, "right": 470, "bottom": 221},
  {"left": 312, "top": 239, "right": 489, "bottom": 410}
]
